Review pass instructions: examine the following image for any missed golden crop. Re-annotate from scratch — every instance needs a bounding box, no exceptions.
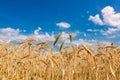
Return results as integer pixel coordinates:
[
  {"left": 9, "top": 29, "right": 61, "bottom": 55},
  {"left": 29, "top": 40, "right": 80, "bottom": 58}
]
[{"left": 0, "top": 34, "right": 120, "bottom": 80}]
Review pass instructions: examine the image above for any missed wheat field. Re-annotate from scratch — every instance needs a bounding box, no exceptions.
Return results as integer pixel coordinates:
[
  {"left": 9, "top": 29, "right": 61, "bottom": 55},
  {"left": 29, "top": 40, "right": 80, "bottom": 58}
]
[{"left": 0, "top": 34, "right": 120, "bottom": 80}]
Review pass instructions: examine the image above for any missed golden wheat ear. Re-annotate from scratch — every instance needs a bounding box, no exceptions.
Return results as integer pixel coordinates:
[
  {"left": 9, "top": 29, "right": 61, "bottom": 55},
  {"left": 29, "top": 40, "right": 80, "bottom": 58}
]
[
  {"left": 111, "top": 42, "right": 114, "bottom": 46},
  {"left": 59, "top": 41, "right": 64, "bottom": 52},
  {"left": 69, "top": 34, "right": 75, "bottom": 50},
  {"left": 53, "top": 34, "right": 61, "bottom": 46},
  {"left": 17, "top": 41, "right": 25, "bottom": 45},
  {"left": 69, "top": 34, "right": 72, "bottom": 42},
  {"left": 51, "top": 34, "right": 61, "bottom": 53},
  {"left": 37, "top": 42, "right": 47, "bottom": 46}
]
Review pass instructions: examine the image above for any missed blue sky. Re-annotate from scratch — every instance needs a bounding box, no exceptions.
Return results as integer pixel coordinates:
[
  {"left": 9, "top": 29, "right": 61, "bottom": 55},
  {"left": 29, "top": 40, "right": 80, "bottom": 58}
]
[{"left": 0, "top": 0, "right": 120, "bottom": 45}]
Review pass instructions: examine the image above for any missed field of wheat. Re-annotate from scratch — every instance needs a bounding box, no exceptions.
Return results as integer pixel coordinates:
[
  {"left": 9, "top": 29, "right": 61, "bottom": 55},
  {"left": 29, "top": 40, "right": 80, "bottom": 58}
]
[{"left": 0, "top": 34, "right": 120, "bottom": 80}]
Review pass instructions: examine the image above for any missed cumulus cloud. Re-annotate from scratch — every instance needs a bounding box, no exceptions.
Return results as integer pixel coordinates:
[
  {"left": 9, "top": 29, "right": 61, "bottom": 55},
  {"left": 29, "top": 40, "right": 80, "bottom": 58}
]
[
  {"left": 101, "top": 6, "right": 120, "bottom": 27},
  {"left": 56, "top": 22, "right": 71, "bottom": 28},
  {"left": 89, "top": 6, "right": 120, "bottom": 35},
  {"left": 89, "top": 14, "right": 103, "bottom": 25},
  {"left": 89, "top": 6, "right": 120, "bottom": 27}
]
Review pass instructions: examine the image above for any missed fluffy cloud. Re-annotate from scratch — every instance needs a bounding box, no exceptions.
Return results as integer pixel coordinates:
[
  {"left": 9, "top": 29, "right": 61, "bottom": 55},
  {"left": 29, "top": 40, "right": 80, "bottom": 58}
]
[
  {"left": 0, "top": 27, "right": 81, "bottom": 43},
  {"left": 0, "top": 28, "right": 20, "bottom": 36},
  {"left": 0, "top": 28, "right": 27, "bottom": 41},
  {"left": 0, "top": 27, "right": 113, "bottom": 48},
  {"left": 56, "top": 22, "right": 71, "bottom": 28},
  {"left": 101, "top": 6, "right": 120, "bottom": 27},
  {"left": 89, "top": 6, "right": 120, "bottom": 35},
  {"left": 89, "top": 14, "right": 103, "bottom": 25},
  {"left": 0, "top": 27, "right": 55, "bottom": 42},
  {"left": 89, "top": 6, "right": 120, "bottom": 27}
]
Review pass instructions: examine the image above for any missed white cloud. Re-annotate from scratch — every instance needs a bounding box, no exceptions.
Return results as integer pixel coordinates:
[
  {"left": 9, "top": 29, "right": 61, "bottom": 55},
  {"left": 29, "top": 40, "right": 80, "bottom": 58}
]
[
  {"left": 61, "top": 32, "right": 69, "bottom": 40},
  {"left": 99, "top": 41, "right": 112, "bottom": 45},
  {"left": 87, "top": 29, "right": 100, "bottom": 32},
  {"left": 71, "top": 31, "right": 80, "bottom": 37},
  {"left": 32, "top": 32, "right": 55, "bottom": 41},
  {"left": 89, "top": 6, "right": 120, "bottom": 27},
  {"left": 100, "top": 28, "right": 119, "bottom": 35},
  {"left": 0, "top": 28, "right": 27, "bottom": 41},
  {"left": 73, "top": 39, "right": 85, "bottom": 46},
  {"left": 0, "top": 28, "right": 20, "bottom": 36},
  {"left": 60, "top": 31, "right": 80, "bottom": 41},
  {"left": 56, "top": 22, "right": 71, "bottom": 28},
  {"left": 34, "top": 27, "right": 42, "bottom": 35},
  {"left": 0, "top": 27, "right": 55, "bottom": 42},
  {"left": 89, "top": 6, "right": 120, "bottom": 35},
  {"left": 72, "top": 39, "right": 96, "bottom": 47},
  {"left": 73, "top": 39, "right": 113, "bottom": 50},
  {"left": 0, "top": 27, "right": 81, "bottom": 43},
  {"left": 0, "top": 27, "right": 114, "bottom": 49},
  {"left": 83, "top": 33, "right": 87, "bottom": 37},
  {"left": 101, "top": 6, "right": 120, "bottom": 27},
  {"left": 89, "top": 14, "right": 103, "bottom": 25}
]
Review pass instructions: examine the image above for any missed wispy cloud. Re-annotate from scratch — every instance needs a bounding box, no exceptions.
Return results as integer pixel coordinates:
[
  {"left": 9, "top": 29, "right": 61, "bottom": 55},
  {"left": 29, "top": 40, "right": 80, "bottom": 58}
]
[
  {"left": 56, "top": 22, "right": 71, "bottom": 28},
  {"left": 34, "top": 27, "right": 42, "bottom": 35},
  {"left": 100, "top": 28, "right": 119, "bottom": 35},
  {"left": 87, "top": 29, "right": 100, "bottom": 32},
  {"left": 83, "top": 33, "right": 87, "bottom": 37}
]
